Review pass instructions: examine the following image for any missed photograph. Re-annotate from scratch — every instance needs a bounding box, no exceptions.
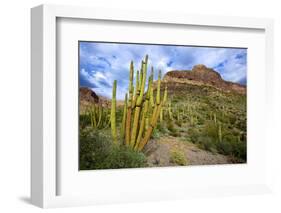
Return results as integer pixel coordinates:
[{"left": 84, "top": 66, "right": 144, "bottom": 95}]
[{"left": 79, "top": 41, "right": 247, "bottom": 170}]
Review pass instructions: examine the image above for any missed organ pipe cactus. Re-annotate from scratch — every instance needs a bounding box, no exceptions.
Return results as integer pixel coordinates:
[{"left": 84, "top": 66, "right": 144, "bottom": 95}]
[
  {"left": 160, "top": 86, "right": 168, "bottom": 122},
  {"left": 125, "top": 62, "right": 134, "bottom": 146},
  {"left": 134, "top": 74, "right": 152, "bottom": 149},
  {"left": 121, "top": 93, "right": 128, "bottom": 142},
  {"left": 111, "top": 80, "right": 117, "bottom": 144},
  {"left": 218, "top": 122, "right": 222, "bottom": 143},
  {"left": 137, "top": 68, "right": 163, "bottom": 151},
  {"left": 112, "top": 55, "right": 166, "bottom": 151},
  {"left": 213, "top": 113, "right": 217, "bottom": 125},
  {"left": 88, "top": 104, "right": 110, "bottom": 129},
  {"left": 149, "top": 67, "right": 155, "bottom": 108},
  {"left": 130, "top": 57, "right": 148, "bottom": 147}
]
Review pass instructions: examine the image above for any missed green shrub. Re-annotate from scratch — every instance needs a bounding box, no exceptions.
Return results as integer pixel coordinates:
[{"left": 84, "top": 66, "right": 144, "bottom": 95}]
[
  {"left": 167, "top": 120, "right": 179, "bottom": 137},
  {"left": 151, "top": 128, "right": 161, "bottom": 139},
  {"left": 188, "top": 128, "right": 200, "bottom": 143},
  {"left": 79, "top": 130, "right": 112, "bottom": 170},
  {"left": 197, "top": 136, "right": 215, "bottom": 152},
  {"left": 157, "top": 123, "right": 169, "bottom": 134},
  {"left": 170, "top": 149, "right": 188, "bottom": 166},
  {"left": 217, "top": 140, "right": 232, "bottom": 155},
  {"left": 175, "top": 120, "right": 183, "bottom": 127},
  {"left": 103, "top": 145, "right": 147, "bottom": 169},
  {"left": 204, "top": 121, "right": 218, "bottom": 139},
  {"left": 79, "top": 130, "right": 147, "bottom": 170},
  {"left": 230, "top": 141, "right": 247, "bottom": 161},
  {"left": 79, "top": 114, "right": 91, "bottom": 128}
]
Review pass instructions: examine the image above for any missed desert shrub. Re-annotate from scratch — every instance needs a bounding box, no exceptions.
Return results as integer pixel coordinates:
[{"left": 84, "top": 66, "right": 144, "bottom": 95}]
[
  {"left": 79, "top": 113, "right": 91, "bottom": 128},
  {"left": 79, "top": 130, "right": 147, "bottom": 170},
  {"left": 157, "top": 123, "right": 169, "bottom": 134},
  {"left": 188, "top": 128, "right": 200, "bottom": 143},
  {"left": 151, "top": 128, "right": 161, "bottom": 139},
  {"left": 215, "top": 134, "right": 246, "bottom": 161},
  {"left": 228, "top": 114, "right": 237, "bottom": 125},
  {"left": 79, "top": 130, "right": 112, "bottom": 170},
  {"left": 231, "top": 141, "right": 247, "bottom": 161},
  {"left": 170, "top": 131, "right": 181, "bottom": 137},
  {"left": 167, "top": 120, "right": 179, "bottom": 137},
  {"left": 104, "top": 145, "right": 147, "bottom": 169},
  {"left": 175, "top": 120, "right": 183, "bottom": 127},
  {"left": 197, "top": 136, "right": 215, "bottom": 152},
  {"left": 216, "top": 141, "right": 232, "bottom": 155},
  {"left": 204, "top": 121, "right": 219, "bottom": 139},
  {"left": 170, "top": 149, "right": 188, "bottom": 166}
]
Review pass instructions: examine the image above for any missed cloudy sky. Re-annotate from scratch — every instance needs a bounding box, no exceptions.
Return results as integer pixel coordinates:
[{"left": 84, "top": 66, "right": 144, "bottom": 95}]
[{"left": 79, "top": 41, "right": 247, "bottom": 100}]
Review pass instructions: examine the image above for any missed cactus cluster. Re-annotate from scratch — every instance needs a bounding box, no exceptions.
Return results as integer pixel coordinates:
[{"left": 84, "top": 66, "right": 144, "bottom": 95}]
[
  {"left": 87, "top": 104, "right": 110, "bottom": 129},
  {"left": 110, "top": 55, "right": 166, "bottom": 151}
]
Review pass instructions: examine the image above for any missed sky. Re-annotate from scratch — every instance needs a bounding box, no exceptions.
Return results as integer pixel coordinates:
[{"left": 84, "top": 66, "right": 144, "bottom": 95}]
[{"left": 79, "top": 42, "right": 247, "bottom": 100}]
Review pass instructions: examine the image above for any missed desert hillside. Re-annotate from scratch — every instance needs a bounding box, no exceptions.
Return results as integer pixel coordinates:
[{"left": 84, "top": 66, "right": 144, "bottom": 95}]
[{"left": 79, "top": 64, "right": 246, "bottom": 169}]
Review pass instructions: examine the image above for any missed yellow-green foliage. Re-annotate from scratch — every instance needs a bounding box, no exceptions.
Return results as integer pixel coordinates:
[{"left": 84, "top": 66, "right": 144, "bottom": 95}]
[{"left": 170, "top": 148, "right": 188, "bottom": 166}]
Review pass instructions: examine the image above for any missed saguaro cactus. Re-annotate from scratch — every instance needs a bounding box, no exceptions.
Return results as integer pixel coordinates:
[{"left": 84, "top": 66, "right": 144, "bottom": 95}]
[{"left": 111, "top": 80, "right": 117, "bottom": 144}]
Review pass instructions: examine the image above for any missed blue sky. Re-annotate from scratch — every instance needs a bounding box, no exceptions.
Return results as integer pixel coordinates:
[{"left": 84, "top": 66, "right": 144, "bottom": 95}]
[{"left": 79, "top": 42, "right": 247, "bottom": 100}]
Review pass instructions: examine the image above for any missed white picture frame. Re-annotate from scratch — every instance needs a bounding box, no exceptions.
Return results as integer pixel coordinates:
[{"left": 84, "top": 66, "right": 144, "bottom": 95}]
[{"left": 31, "top": 4, "right": 274, "bottom": 208}]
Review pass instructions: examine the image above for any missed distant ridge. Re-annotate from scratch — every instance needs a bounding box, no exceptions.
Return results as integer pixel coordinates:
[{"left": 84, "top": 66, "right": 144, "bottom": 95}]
[{"left": 163, "top": 64, "right": 246, "bottom": 94}]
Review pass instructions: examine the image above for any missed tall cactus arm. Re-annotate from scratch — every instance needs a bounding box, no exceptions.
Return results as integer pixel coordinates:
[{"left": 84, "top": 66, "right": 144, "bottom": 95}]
[
  {"left": 218, "top": 122, "right": 222, "bottom": 143},
  {"left": 121, "top": 93, "right": 128, "bottom": 142},
  {"left": 149, "top": 67, "right": 155, "bottom": 108},
  {"left": 163, "top": 86, "right": 168, "bottom": 104},
  {"left": 111, "top": 80, "right": 117, "bottom": 144},
  {"left": 134, "top": 74, "right": 152, "bottom": 150},
  {"left": 125, "top": 61, "right": 134, "bottom": 146},
  {"left": 132, "top": 70, "right": 139, "bottom": 109},
  {"left": 97, "top": 105, "right": 102, "bottom": 127},
  {"left": 130, "top": 57, "right": 148, "bottom": 147},
  {"left": 156, "top": 70, "right": 162, "bottom": 105},
  {"left": 137, "top": 69, "right": 162, "bottom": 151},
  {"left": 137, "top": 102, "right": 162, "bottom": 151}
]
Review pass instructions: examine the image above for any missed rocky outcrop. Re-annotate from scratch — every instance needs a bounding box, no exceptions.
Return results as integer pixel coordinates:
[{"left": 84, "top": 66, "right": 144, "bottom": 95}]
[
  {"left": 163, "top": 64, "right": 246, "bottom": 94},
  {"left": 79, "top": 87, "right": 99, "bottom": 103}
]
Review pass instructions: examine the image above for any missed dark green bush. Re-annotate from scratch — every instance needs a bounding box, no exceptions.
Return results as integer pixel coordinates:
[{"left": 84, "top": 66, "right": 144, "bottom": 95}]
[
  {"left": 217, "top": 141, "right": 232, "bottom": 155},
  {"left": 151, "top": 128, "right": 161, "bottom": 139},
  {"left": 156, "top": 123, "right": 168, "bottom": 134},
  {"left": 188, "top": 128, "right": 200, "bottom": 143},
  {"left": 79, "top": 130, "right": 147, "bottom": 170},
  {"left": 79, "top": 114, "right": 91, "bottom": 128},
  {"left": 167, "top": 120, "right": 179, "bottom": 136},
  {"left": 197, "top": 136, "right": 214, "bottom": 152}
]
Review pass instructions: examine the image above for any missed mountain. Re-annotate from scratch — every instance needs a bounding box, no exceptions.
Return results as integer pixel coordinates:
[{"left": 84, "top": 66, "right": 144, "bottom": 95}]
[
  {"left": 79, "top": 87, "right": 123, "bottom": 111},
  {"left": 163, "top": 64, "right": 246, "bottom": 95},
  {"left": 80, "top": 87, "right": 100, "bottom": 103}
]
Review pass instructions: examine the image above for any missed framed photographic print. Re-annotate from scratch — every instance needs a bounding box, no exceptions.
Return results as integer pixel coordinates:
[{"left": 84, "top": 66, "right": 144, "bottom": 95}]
[{"left": 31, "top": 4, "right": 274, "bottom": 208}]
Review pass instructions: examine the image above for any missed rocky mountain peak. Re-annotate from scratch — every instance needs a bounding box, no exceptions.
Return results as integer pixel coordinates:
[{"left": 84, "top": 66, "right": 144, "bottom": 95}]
[{"left": 163, "top": 65, "right": 245, "bottom": 94}]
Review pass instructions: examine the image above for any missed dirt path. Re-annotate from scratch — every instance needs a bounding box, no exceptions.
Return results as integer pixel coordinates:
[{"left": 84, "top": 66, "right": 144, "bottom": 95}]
[{"left": 144, "top": 136, "right": 231, "bottom": 167}]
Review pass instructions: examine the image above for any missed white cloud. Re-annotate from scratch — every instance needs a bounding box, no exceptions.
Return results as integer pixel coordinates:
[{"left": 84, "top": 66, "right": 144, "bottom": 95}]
[{"left": 80, "top": 42, "right": 247, "bottom": 100}]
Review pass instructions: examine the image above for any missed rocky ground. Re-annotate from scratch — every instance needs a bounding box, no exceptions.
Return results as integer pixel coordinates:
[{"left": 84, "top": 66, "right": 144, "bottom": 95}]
[{"left": 144, "top": 136, "right": 231, "bottom": 167}]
